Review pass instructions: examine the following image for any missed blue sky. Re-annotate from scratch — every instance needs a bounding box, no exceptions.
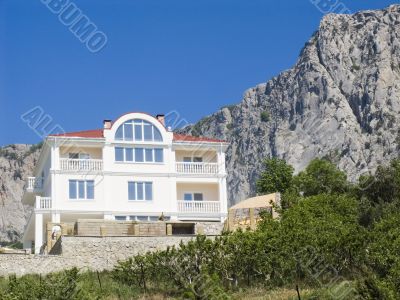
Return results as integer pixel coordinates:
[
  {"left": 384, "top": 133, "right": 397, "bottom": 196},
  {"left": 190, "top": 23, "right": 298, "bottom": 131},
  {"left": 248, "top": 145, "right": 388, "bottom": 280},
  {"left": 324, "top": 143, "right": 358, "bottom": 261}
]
[{"left": 0, "top": 0, "right": 396, "bottom": 145}]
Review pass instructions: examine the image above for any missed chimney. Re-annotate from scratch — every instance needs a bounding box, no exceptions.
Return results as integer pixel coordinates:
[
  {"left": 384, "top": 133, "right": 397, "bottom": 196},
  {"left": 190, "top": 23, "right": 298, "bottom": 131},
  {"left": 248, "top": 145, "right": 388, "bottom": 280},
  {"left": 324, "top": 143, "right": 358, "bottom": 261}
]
[
  {"left": 103, "top": 119, "right": 112, "bottom": 129},
  {"left": 156, "top": 114, "right": 165, "bottom": 126}
]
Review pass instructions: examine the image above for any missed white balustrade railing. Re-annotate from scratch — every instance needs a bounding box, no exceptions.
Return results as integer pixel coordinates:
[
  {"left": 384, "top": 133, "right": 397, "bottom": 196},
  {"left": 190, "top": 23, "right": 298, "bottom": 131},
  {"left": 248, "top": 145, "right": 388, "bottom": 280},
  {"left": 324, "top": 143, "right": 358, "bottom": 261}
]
[
  {"left": 26, "top": 177, "right": 43, "bottom": 191},
  {"left": 36, "top": 197, "right": 52, "bottom": 209},
  {"left": 60, "top": 159, "right": 103, "bottom": 171},
  {"left": 176, "top": 162, "right": 219, "bottom": 174},
  {"left": 177, "top": 200, "right": 220, "bottom": 214}
]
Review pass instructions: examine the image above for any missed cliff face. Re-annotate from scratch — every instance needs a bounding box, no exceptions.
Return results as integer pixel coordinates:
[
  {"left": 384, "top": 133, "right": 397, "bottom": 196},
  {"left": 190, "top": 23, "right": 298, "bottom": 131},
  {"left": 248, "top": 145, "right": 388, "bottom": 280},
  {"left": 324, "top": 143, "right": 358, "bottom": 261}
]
[
  {"left": 0, "top": 144, "right": 40, "bottom": 243},
  {"left": 181, "top": 5, "right": 400, "bottom": 205}
]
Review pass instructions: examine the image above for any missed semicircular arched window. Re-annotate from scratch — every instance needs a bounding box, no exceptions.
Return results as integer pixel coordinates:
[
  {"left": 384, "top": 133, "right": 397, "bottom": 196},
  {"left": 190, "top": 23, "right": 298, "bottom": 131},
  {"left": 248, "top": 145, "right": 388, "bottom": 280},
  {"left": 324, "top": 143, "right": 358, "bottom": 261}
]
[{"left": 115, "top": 119, "right": 163, "bottom": 142}]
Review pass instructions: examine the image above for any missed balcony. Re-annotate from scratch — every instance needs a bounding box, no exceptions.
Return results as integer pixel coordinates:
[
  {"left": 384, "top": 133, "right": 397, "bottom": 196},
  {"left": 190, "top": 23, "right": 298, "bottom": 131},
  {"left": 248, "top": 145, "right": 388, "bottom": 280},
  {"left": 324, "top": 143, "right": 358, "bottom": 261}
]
[
  {"left": 60, "top": 158, "right": 103, "bottom": 171},
  {"left": 177, "top": 200, "right": 220, "bottom": 214},
  {"left": 35, "top": 196, "right": 52, "bottom": 210},
  {"left": 176, "top": 162, "right": 219, "bottom": 175},
  {"left": 26, "top": 177, "right": 43, "bottom": 193}
]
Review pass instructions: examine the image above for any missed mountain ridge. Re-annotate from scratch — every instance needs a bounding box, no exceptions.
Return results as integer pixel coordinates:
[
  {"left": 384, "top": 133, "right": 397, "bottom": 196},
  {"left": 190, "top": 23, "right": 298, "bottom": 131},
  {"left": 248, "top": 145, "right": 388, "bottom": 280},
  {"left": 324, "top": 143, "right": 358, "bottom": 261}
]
[{"left": 180, "top": 4, "right": 400, "bottom": 205}]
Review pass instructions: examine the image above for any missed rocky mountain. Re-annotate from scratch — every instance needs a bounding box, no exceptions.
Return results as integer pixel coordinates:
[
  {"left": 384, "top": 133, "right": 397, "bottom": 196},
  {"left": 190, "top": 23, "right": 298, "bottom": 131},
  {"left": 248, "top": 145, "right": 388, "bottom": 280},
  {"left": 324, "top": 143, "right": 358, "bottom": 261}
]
[
  {"left": 181, "top": 5, "right": 400, "bottom": 205},
  {"left": 0, "top": 144, "right": 40, "bottom": 244}
]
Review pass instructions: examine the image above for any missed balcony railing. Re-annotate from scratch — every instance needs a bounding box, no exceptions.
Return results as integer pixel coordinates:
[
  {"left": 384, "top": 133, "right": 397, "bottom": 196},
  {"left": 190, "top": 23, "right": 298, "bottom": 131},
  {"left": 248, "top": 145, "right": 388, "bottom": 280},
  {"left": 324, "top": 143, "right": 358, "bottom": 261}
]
[
  {"left": 176, "top": 162, "right": 219, "bottom": 174},
  {"left": 35, "top": 197, "right": 52, "bottom": 210},
  {"left": 60, "top": 159, "right": 103, "bottom": 171},
  {"left": 26, "top": 177, "right": 43, "bottom": 192},
  {"left": 177, "top": 200, "right": 220, "bottom": 214}
]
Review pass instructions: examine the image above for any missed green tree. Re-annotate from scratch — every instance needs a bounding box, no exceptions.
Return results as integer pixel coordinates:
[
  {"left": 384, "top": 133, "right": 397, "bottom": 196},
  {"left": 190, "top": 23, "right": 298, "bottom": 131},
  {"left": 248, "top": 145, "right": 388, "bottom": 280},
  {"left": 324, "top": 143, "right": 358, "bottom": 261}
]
[
  {"left": 294, "top": 158, "right": 349, "bottom": 196},
  {"left": 256, "top": 158, "right": 294, "bottom": 194}
]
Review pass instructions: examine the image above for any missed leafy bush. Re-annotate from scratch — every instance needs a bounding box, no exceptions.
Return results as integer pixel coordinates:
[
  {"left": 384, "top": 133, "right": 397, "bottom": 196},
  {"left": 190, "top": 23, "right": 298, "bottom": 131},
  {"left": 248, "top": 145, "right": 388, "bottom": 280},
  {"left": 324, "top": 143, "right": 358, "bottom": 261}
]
[{"left": 260, "top": 111, "right": 270, "bottom": 122}]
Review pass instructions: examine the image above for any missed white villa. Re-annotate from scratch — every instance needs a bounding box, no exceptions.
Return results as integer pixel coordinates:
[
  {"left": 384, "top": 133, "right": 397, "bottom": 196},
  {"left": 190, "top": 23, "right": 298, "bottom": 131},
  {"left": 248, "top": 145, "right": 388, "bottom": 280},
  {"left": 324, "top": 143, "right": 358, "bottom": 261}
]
[{"left": 22, "top": 112, "right": 229, "bottom": 254}]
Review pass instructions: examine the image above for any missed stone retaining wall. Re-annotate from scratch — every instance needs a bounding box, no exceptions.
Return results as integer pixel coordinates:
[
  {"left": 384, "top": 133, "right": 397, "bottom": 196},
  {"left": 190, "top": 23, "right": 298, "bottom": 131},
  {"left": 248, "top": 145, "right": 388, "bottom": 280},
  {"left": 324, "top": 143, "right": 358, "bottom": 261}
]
[{"left": 0, "top": 236, "right": 204, "bottom": 277}]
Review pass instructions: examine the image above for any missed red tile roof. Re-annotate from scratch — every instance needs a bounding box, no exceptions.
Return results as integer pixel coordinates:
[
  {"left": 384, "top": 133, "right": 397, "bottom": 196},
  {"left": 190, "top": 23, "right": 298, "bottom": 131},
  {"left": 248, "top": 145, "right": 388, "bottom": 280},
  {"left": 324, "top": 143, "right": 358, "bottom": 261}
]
[
  {"left": 49, "top": 129, "right": 104, "bottom": 138},
  {"left": 49, "top": 129, "right": 226, "bottom": 143}
]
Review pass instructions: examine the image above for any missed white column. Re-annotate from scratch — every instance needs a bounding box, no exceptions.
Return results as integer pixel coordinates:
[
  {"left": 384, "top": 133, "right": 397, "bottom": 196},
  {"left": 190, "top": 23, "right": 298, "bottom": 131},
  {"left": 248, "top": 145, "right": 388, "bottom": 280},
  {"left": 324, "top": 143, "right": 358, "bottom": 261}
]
[
  {"left": 217, "top": 150, "right": 226, "bottom": 176},
  {"left": 34, "top": 213, "right": 43, "bottom": 254},
  {"left": 220, "top": 177, "right": 228, "bottom": 221},
  {"left": 170, "top": 177, "right": 178, "bottom": 220}
]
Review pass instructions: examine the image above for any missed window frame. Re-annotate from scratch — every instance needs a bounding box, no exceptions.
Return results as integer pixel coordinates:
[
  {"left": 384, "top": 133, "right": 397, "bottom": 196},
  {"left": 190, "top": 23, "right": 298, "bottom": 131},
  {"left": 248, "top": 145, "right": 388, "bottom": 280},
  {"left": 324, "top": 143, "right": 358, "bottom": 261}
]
[
  {"left": 128, "top": 181, "right": 153, "bottom": 201},
  {"left": 115, "top": 147, "right": 164, "bottom": 164},
  {"left": 69, "top": 180, "right": 95, "bottom": 200},
  {"left": 183, "top": 192, "right": 204, "bottom": 201},
  {"left": 115, "top": 119, "right": 163, "bottom": 142}
]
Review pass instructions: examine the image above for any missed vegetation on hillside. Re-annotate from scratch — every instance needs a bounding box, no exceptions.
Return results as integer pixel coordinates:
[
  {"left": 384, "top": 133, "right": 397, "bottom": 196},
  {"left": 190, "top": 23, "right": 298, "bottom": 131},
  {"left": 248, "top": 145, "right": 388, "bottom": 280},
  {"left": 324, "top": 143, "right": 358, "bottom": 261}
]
[{"left": 1, "top": 157, "right": 400, "bottom": 299}]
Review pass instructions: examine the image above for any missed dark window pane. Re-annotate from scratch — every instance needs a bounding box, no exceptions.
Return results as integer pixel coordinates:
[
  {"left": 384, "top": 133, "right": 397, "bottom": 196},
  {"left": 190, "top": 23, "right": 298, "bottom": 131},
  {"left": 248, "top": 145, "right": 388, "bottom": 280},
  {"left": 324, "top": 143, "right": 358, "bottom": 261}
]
[
  {"left": 135, "top": 148, "right": 144, "bottom": 162},
  {"left": 194, "top": 193, "right": 203, "bottom": 201},
  {"left": 69, "top": 153, "right": 79, "bottom": 159},
  {"left": 149, "top": 216, "right": 158, "bottom": 221},
  {"left": 128, "top": 182, "right": 136, "bottom": 200},
  {"left": 86, "top": 181, "right": 94, "bottom": 199},
  {"left": 115, "top": 216, "right": 126, "bottom": 221},
  {"left": 145, "top": 182, "right": 153, "bottom": 200},
  {"left": 194, "top": 157, "right": 203, "bottom": 162},
  {"left": 137, "top": 182, "right": 144, "bottom": 200},
  {"left": 69, "top": 180, "right": 77, "bottom": 199},
  {"left": 137, "top": 216, "right": 148, "bottom": 221},
  {"left": 145, "top": 149, "right": 153, "bottom": 162},
  {"left": 154, "top": 149, "right": 163, "bottom": 162},
  {"left": 125, "top": 148, "right": 133, "bottom": 162},
  {"left": 115, "top": 147, "right": 124, "bottom": 161}
]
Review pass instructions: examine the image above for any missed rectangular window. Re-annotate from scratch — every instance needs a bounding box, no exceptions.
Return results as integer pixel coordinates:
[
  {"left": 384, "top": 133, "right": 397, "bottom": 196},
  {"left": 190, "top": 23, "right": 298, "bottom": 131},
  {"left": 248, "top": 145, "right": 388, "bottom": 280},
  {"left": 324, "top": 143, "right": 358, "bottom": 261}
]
[
  {"left": 134, "top": 124, "right": 143, "bottom": 141},
  {"left": 115, "top": 147, "right": 164, "bottom": 163},
  {"left": 194, "top": 193, "right": 204, "bottom": 201},
  {"left": 69, "top": 180, "right": 77, "bottom": 199},
  {"left": 128, "top": 182, "right": 136, "bottom": 200},
  {"left": 145, "top": 148, "right": 153, "bottom": 162},
  {"left": 137, "top": 182, "right": 144, "bottom": 200},
  {"left": 128, "top": 182, "right": 153, "bottom": 201},
  {"left": 115, "top": 216, "right": 127, "bottom": 221},
  {"left": 183, "top": 157, "right": 192, "bottom": 163},
  {"left": 86, "top": 181, "right": 94, "bottom": 199},
  {"left": 184, "top": 193, "right": 193, "bottom": 201},
  {"left": 137, "top": 216, "right": 148, "bottom": 221},
  {"left": 69, "top": 180, "right": 94, "bottom": 200},
  {"left": 115, "top": 147, "right": 124, "bottom": 161},
  {"left": 194, "top": 157, "right": 203, "bottom": 162},
  {"left": 135, "top": 148, "right": 144, "bottom": 162},
  {"left": 69, "top": 153, "right": 79, "bottom": 159},
  {"left": 155, "top": 149, "right": 163, "bottom": 162},
  {"left": 78, "top": 181, "right": 85, "bottom": 199},
  {"left": 125, "top": 148, "right": 134, "bottom": 162},
  {"left": 145, "top": 182, "right": 153, "bottom": 200}
]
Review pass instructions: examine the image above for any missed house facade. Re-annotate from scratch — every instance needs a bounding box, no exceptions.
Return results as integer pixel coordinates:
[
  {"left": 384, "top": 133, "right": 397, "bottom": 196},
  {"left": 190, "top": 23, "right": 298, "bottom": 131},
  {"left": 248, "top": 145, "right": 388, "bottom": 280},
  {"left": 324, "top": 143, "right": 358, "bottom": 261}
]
[{"left": 22, "top": 112, "right": 229, "bottom": 254}]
